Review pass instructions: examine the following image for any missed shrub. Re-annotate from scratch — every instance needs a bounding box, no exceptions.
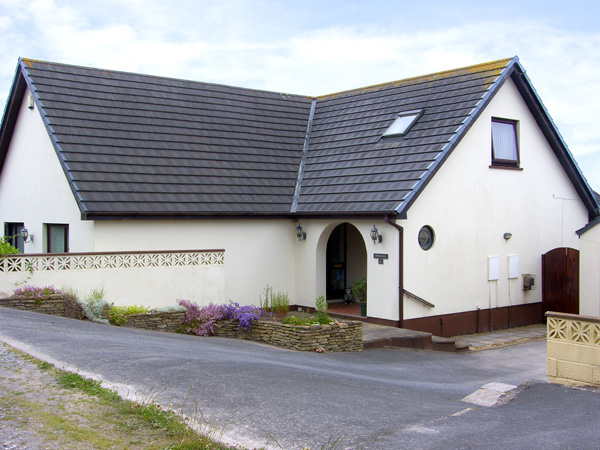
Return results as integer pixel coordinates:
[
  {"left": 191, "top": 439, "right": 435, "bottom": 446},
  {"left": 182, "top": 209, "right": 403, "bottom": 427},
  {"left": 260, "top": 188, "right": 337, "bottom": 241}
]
[
  {"left": 259, "top": 285, "right": 290, "bottom": 319},
  {"left": 78, "top": 286, "right": 110, "bottom": 324},
  {"left": 177, "top": 300, "right": 227, "bottom": 336},
  {"left": 0, "top": 236, "right": 19, "bottom": 257},
  {"left": 352, "top": 277, "right": 367, "bottom": 302},
  {"left": 108, "top": 303, "right": 150, "bottom": 326},
  {"left": 314, "top": 295, "right": 332, "bottom": 324},
  {"left": 62, "top": 287, "right": 85, "bottom": 320}
]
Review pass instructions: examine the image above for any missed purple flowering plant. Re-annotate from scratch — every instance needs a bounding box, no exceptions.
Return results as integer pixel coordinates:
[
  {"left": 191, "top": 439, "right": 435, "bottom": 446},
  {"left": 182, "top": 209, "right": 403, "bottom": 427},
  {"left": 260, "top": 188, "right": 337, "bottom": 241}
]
[
  {"left": 14, "top": 285, "right": 62, "bottom": 304},
  {"left": 176, "top": 299, "right": 227, "bottom": 336},
  {"left": 222, "top": 301, "right": 264, "bottom": 332},
  {"left": 177, "top": 300, "right": 265, "bottom": 335}
]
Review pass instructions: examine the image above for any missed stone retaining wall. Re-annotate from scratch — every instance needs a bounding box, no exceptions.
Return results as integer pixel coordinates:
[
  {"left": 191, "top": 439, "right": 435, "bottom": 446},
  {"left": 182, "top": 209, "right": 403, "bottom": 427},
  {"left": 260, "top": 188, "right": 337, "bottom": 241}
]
[
  {"left": 212, "top": 319, "right": 363, "bottom": 352},
  {"left": 547, "top": 312, "right": 600, "bottom": 387},
  {"left": 123, "top": 311, "right": 186, "bottom": 332},
  {"left": 0, "top": 294, "right": 65, "bottom": 316},
  {"left": 0, "top": 297, "right": 363, "bottom": 352}
]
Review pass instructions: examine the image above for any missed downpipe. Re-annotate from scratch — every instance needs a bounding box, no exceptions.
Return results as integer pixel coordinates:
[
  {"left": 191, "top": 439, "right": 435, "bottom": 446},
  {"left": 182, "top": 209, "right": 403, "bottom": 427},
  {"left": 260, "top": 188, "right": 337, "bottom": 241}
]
[{"left": 384, "top": 215, "right": 404, "bottom": 327}]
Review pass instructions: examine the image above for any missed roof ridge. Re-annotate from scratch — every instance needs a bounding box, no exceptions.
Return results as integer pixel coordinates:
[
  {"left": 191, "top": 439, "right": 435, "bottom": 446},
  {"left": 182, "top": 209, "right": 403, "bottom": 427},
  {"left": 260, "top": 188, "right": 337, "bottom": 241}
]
[
  {"left": 19, "top": 57, "right": 313, "bottom": 102},
  {"left": 316, "top": 57, "right": 516, "bottom": 101}
]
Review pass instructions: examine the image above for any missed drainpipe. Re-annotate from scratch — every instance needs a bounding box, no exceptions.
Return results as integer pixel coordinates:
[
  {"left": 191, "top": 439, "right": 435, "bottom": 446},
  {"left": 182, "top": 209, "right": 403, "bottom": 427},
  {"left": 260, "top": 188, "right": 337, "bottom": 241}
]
[{"left": 385, "top": 215, "right": 404, "bottom": 327}]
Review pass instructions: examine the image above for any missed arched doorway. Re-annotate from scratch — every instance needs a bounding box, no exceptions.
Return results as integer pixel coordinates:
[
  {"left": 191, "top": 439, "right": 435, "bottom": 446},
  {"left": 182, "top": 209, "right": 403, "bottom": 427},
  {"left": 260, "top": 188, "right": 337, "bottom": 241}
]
[{"left": 325, "top": 223, "right": 367, "bottom": 301}]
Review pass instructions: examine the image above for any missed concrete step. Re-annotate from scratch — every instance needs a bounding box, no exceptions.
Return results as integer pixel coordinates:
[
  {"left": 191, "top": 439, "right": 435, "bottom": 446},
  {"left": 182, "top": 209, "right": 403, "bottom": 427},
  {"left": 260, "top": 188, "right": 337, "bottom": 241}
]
[{"left": 362, "top": 323, "right": 463, "bottom": 352}]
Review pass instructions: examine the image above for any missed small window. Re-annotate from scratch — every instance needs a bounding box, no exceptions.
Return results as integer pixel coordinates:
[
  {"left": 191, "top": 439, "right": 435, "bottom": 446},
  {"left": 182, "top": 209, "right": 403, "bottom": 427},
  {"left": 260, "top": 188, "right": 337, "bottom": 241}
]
[
  {"left": 418, "top": 226, "right": 435, "bottom": 251},
  {"left": 47, "top": 224, "right": 69, "bottom": 253},
  {"left": 4, "top": 222, "right": 24, "bottom": 253},
  {"left": 383, "top": 110, "right": 423, "bottom": 137},
  {"left": 491, "top": 118, "right": 519, "bottom": 167}
]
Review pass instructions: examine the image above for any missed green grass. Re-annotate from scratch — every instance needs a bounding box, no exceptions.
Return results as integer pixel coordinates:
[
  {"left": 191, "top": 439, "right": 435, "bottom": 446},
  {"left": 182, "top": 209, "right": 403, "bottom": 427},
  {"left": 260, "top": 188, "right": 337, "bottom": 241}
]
[{"left": 55, "top": 370, "right": 238, "bottom": 450}]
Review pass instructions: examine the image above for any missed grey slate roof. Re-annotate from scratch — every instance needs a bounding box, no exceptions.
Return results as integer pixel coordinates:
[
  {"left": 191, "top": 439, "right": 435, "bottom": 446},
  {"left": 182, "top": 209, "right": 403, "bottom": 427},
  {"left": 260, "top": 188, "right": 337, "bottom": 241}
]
[{"left": 0, "top": 57, "right": 598, "bottom": 220}]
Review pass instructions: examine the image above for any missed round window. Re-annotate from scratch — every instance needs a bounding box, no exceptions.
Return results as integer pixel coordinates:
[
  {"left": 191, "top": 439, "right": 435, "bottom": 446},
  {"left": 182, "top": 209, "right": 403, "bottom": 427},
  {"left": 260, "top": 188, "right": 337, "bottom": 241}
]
[{"left": 418, "top": 226, "right": 435, "bottom": 250}]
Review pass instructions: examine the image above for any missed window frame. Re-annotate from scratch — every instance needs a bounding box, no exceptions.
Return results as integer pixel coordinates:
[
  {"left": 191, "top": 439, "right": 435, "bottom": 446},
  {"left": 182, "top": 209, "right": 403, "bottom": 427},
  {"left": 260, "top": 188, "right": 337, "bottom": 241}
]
[
  {"left": 491, "top": 118, "right": 520, "bottom": 168},
  {"left": 4, "top": 222, "right": 24, "bottom": 253},
  {"left": 46, "top": 223, "right": 69, "bottom": 253},
  {"left": 382, "top": 110, "right": 424, "bottom": 138}
]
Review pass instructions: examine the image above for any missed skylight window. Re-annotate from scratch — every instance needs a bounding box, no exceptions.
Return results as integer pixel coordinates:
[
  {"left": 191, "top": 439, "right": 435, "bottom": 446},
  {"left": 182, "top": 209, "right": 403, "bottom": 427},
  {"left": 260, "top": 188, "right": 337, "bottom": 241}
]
[{"left": 383, "top": 110, "right": 423, "bottom": 137}]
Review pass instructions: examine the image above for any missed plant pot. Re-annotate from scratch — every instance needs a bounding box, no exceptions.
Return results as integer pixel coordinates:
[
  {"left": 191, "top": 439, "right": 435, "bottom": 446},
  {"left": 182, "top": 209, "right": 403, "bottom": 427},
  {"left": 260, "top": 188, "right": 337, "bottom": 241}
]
[{"left": 358, "top": 301, "right": 367, "bottom": 317}]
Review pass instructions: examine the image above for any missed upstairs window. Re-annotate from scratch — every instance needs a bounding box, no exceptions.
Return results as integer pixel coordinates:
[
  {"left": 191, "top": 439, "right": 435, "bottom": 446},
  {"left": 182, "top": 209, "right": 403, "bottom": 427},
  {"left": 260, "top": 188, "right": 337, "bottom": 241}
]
[
  {"left": 47, "top": 224, "right": 69, "bottom": 253},
  {"left": 491, "top": 118, "right": 519, "bottom": 167},
  {"left": 383, "top": 110, "right": 423, "bottom": 137}
]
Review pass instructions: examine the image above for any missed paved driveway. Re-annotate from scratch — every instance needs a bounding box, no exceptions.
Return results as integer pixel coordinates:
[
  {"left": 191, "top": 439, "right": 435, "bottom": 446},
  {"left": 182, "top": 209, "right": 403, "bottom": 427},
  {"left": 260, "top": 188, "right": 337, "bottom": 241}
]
[{"left": 0, "top": 307, "right": 598, "bottom": 450}]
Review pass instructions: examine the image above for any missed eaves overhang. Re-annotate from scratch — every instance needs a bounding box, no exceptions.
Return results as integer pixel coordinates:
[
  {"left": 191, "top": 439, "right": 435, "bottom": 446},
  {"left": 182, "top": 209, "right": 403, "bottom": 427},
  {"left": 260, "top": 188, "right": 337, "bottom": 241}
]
[
  {"left": 84, "top": 210, "right": 402, "bottom": 221},
  {"left": 577, "top": 216, "right": 600, "bottom": 236},
  {"left": 0, "top": 63, "right": 27, "bottom": 176}
]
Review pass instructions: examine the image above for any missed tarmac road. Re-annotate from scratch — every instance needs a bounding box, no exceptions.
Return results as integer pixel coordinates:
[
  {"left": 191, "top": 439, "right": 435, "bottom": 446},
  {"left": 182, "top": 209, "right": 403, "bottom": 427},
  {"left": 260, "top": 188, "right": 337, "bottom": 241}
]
[{"left": 0, "top": 307, "right": 598, "bottom": 450}]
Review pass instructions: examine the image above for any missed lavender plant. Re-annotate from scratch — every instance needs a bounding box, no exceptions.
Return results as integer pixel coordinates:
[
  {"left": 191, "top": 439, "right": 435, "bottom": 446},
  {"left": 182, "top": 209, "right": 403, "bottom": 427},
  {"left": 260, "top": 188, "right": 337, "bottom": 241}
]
[
  {"left": 177, "top": 300, "right": 227, "bottom": 336},
  {"left": 14, "top": 285, "right": 62, "bottom": 304}
]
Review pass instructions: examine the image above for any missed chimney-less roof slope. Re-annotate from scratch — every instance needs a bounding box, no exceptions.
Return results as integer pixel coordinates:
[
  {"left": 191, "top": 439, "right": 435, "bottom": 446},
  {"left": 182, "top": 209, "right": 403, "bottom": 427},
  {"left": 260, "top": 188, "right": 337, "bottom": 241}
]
[
  {"left": 296, "top": 59, "right": 512, "bottom": 214},
  {"left": 20, "top": 59, "right": 313, "bottom": 217},
  {"left": 2, "top": 57, "right": 594, "bottom": 219}
]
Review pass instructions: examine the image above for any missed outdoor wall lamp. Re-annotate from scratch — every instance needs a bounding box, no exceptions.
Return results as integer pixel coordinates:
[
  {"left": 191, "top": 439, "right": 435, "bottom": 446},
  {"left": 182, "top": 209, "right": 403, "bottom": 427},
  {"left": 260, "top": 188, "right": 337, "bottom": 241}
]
[
  {"left": 296, "top": 224, "right": 306, "bottom": 241},
  {"left": 20, "top": 228, "right": 33, "bottom": 243},
  {"left": 370, "top": 225, "right": 382, "bottom": 244},
  {"left": 503, "top": 232, "right": 512, "bottom": 241}
]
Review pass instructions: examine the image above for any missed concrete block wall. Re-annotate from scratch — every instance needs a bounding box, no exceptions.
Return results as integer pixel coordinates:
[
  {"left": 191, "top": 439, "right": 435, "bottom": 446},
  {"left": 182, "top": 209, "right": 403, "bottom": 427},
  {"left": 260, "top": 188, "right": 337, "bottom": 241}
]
[{"left": 546, "top": 312, "right": 600, "bottom": 387}]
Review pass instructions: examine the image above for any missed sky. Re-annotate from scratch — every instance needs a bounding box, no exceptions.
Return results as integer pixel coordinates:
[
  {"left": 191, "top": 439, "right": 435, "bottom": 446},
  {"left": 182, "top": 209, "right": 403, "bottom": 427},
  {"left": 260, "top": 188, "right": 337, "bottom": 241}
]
[{"left": 1, "top": 0, "right": 599, "bottom": 190}]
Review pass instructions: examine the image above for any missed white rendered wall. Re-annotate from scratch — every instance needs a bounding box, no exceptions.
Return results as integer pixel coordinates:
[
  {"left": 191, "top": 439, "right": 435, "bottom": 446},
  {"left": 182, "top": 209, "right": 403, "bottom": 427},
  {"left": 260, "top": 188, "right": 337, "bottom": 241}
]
[
  {"left": 0, "top": 88, "right": 94, "bottom": 253},
  {"left": 93, "top": 219, "right": 298, "bottom": 307},
  {"left": 402, "top": 78, "right": 589, "bottom": 320},
  {"left": 293, "top": 219, "right": 400, "bottom": 322},
  {"left": 579, "top": 224, "right": 600, "bottom": 317}
]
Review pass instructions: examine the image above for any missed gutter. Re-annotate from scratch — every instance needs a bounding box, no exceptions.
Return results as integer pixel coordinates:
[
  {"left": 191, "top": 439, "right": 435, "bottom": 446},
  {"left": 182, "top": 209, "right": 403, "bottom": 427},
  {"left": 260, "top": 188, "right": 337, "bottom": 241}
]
[{"left": 385, "top": 215, "right": 404, "bottom": 326}]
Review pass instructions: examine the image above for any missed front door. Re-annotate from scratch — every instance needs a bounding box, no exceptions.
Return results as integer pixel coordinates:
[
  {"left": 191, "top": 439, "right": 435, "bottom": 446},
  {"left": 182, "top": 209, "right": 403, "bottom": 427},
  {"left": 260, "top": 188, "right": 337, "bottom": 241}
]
[
  {"left": 542, "top": 247, "right": 579, "bottom": 315},
  {"left": 326, "top": 224, "right": 346, "bottom": 299}
]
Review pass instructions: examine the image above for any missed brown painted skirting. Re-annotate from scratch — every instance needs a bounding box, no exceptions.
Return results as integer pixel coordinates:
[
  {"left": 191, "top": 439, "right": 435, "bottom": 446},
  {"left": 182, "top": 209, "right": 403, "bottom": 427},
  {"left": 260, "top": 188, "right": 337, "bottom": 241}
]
[
  {"left": 402, "top": 302, "right": 544, "bottom": 337},
  {"left": 293, "top": 302, "right": 543, "bottom": 337}
]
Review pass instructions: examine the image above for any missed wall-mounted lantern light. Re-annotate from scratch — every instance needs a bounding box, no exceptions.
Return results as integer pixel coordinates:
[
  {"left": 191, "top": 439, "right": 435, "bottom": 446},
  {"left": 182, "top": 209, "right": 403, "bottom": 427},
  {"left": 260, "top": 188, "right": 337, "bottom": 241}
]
[
  {"left": 20, "top": 227, "right": 33, "bottom": 243},
  {"left": 370, "top": 225, "right": 382, "bottom": 244},
  {"left": 503, "top": 232, "right": 512, "bottom": 241},
  {"left": 296, "top": 224, "right": 306, "bottom": 241}
]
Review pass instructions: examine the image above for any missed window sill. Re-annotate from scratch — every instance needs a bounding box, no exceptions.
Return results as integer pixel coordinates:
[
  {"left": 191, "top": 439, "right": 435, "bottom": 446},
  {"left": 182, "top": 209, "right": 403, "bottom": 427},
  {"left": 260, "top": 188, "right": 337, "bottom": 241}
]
[{"left": 489, "top": 165, "right": 523, "bottom": 171}]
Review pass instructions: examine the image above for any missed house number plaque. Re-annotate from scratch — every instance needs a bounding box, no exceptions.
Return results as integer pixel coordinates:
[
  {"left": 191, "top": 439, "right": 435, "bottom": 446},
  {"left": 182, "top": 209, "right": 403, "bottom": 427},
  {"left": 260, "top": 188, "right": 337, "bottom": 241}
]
[{"left": 374, "top": 253, "right": 388, "bottom": 264}]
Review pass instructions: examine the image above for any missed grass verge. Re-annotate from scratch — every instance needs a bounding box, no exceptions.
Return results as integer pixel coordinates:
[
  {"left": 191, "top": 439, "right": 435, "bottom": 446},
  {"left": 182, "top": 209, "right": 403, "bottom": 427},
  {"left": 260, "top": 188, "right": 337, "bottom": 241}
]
[{"left": 0, "top": 344, "right": 245, "bottom": 450}]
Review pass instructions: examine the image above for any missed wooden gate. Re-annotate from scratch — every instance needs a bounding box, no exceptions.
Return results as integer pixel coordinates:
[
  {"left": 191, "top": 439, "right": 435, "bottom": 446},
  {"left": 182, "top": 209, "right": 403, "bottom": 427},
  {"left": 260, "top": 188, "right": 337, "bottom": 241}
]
[{"left": 542, "top": 247, "right": 579, "bottom": 315}]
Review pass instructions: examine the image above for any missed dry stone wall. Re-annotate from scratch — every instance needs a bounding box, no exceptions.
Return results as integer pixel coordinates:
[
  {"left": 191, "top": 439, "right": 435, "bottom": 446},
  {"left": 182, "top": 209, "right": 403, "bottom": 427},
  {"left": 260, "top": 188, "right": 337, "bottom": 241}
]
[
  {"left": 212, "top": 319, "right": 363, "bottom": 352},
  {"left": 123, "top": 311, "right": 185, "bottom": 332},
  {"left": 0, "top": 298, "right": 363, "bottom": 352},
  {"left": 0, "top": 294, "right": 65, "bottom": 316}
]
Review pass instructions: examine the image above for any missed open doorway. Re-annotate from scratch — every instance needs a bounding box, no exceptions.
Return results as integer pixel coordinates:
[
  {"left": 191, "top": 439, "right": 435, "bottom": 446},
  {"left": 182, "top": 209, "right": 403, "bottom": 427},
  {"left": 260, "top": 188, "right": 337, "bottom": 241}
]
[{"left": 325, "top": 223, "right": 367, "bottom": 301}]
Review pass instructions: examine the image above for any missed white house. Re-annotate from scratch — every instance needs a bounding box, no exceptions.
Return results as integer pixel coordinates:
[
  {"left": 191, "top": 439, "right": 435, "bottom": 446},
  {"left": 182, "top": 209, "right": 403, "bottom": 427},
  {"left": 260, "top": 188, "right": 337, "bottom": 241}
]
[
  {"left": 577, "top": 215, "right": 600, "bottom": 317},
  {"left": 1, "top": 56, "right": 597, "bottom": 336}
]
